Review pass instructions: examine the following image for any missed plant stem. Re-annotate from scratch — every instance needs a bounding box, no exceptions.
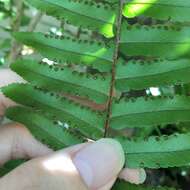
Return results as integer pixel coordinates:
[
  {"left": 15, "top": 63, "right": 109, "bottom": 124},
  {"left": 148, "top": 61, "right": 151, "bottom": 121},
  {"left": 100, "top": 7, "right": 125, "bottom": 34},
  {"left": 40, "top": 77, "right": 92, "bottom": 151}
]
[
  {"left": 9, "top": 9, "right": 43, "bottom": 63},
  {"left": 104, "top": 0, "right": 124, "bottom": 137},
  {"left": 8, "top": 0, "right": 24, "bottom": 64},
  {"left": 27, "top": 12, "right": 43, "bottom": 32}
]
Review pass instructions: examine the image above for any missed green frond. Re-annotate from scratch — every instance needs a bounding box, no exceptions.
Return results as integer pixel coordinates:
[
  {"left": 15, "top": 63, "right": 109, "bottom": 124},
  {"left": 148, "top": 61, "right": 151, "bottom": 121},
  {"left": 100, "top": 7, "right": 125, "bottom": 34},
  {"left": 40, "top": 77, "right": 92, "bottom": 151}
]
[
  {"left": 120, "top": 22, "right": 190, "bottom": 58},
  {"left": 112, "top": 180, "right": 175, "bottom": 190},
  {"left": 13, "top": 32, "right": 114, "bottom": 72},
  {"left": 26, "top": 0, "right": 117, "bottom": 38},
  {"left": 11, "top": 59, "right": 111, "bottom": 104},
  {"left": 2, "top": 84, "right": 105, "bottom": 139},
  {"left": 116, "top": 58, "right": 190, "bottom": 91},
  {"left": 123, "top": 0, "right": 190, "bottom": 22},
  {"left": 0, "top": 160, "right": 26, "bottom": 177},
  {"left": 117, "top": 133, "right": 190, "bottom": 168},
  {"left": 111, "top": 95, "right": 190, "bottom": 129},
  {"left": 6, "top": 106, "right": 83, "bottom": 150},
  {"left": 4, "top": 0, "right": 190, "bottom": 185}
]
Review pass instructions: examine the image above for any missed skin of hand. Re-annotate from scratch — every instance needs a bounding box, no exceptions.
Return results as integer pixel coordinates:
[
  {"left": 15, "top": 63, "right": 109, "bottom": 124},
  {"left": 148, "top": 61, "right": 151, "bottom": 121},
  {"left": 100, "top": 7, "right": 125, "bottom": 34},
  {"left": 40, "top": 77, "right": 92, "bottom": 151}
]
[{"left": 0, "top": 69, "right": 146, "bottom": 190}]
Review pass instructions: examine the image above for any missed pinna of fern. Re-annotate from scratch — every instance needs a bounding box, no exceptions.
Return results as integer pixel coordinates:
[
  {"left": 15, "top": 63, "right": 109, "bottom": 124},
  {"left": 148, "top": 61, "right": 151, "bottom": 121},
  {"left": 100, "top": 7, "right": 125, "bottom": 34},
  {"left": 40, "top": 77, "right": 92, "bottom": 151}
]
[{"left": 1, "top": 0, "right": 190, "bottom": 189}]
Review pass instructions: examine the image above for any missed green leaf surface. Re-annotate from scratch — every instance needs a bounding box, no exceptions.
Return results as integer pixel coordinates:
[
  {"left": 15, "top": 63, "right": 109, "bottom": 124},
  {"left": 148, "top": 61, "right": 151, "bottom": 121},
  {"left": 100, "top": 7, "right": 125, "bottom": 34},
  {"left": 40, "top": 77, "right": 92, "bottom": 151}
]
[
  {"left": 6, "top": 106, "right": 83, "bottom": 150},
  {"left": 116, "top": 58, "right": 190, "bottom": 91},
  {"left": 11, "top": 59, "right": 111, "bottom": 104},
  {"left": 111, "top": 95, "right": 190, "bottom": 129},
  {"left": 2, "top": 84, "right": 105, "bottom": 139},
  {"left": 13, "top": 32, "right": 114, "bottom": 72},
  {"left": 26, "top": 0, "right": 117, "bottom": 37},
  {"left": 0, "top": 160, "right": 26, "bottom": 177},
  {"left": 120, "top": 22, "right": 190, "bottom": 58},
  {"left": 117, "top": 133, "right": 190, "bottom": 168},
  {"left": 123, "top": 0, "right": 190, "bottom": 23}
]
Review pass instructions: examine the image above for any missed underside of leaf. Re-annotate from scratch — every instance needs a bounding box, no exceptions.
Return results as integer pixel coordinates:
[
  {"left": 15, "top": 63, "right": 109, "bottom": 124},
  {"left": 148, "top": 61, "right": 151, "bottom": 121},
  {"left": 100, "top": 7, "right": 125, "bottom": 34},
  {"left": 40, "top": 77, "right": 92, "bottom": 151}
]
[
  {"left": 120, "top": 22, "right": 190, "bottom": 58},
  {"left": 2, "top": 84, "right": 105, "bottom": 139},
  {"left": 123, "top": 0, "right": 190, "bottom": 23},
  {"left": 11, "top": 59, "right": 111, "bottom": 104},
  {"left": 116, "top": 58, "right": 190, "bottom": 91},
  {"left": 6, "top": 106, "right": 84, "bottom": 150},
  {"left": 111, "top": 95, "right": 190, "bottom": 129},
  {"left": 26, "top": 0, "right": 117, "bottom": 38},
  {"left": 117, "top": 133, "right": 190, "bottom": 168},
  {"left": 13, "top": 32, "right": 114, "bottom": 72}
]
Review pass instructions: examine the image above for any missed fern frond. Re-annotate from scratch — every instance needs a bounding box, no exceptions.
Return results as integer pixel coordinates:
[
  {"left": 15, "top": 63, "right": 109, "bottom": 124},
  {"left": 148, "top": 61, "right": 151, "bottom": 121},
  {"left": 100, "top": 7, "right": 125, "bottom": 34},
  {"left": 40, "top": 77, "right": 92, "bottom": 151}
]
[
  {"left": 116, "top": 58, "right": 190, "bottom": 91},
  {"left": 11, "top": 59, "right": 111, "bottom": 104},
  {"left": 26, "top": 0, "right": 117, "bottom": 38},
  {"left": 2, "top": 84, "right": 105, "bottom": 139},
  {"left": 111, "top": 95, "right": 190, "bottom": 129},
  {"left": 13, "top": 32, "right": 114, "bottom": 71},
  {"left": 0, "top": 160, "right": 26, "bottom": 177},
  {"left": 4, "top": 1, "right": 190, "bottom": 186},
  {"left": 120, "top": 22, "right": 190, "bottom": 58},
  {"left": 117, "top": 133, "right": 190, "bottom": 168},
  {"left": 123, "top": 0, "right": 190, "bottom": 22},
  {"left": 6, "top": 106, "right": 84, "bottom": 150}
]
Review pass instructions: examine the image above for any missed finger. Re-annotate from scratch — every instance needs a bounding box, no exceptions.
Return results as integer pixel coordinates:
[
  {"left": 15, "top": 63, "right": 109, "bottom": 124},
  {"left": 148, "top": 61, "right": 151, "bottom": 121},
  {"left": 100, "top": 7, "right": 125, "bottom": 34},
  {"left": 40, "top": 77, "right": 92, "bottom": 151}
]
[
  {"left": 97, "top": 178, "right": 117, "bottom": 190},
  {"left": 98, "top": 168, "right": 147, "bottom": 190},
  {"left": 11, "top": 123, "right": 53, "bottom": 158},
  {"left": 63, "top": 142, "right": 91, "bottom": 156},
  {"left": 0, "top": 93, "right": 16, "bottom": 117},
  {"left": 0, "top": 144, "right": 89, "bottom": 190},
  {"left": 0, "top": 138, "right": 124, "bottom": 190},
  {"left": 0, "top": 123, "right": 52, "bottom": 165},
  {"left": 119, "top": 168, "right": 146, "bottom": 185},
  {"left": 0, "top": 69, "right": 24, "bottom": 116},
  {"left": 73, "top": 138, "right": 125, "bottom": 190},
  {"left": 0, "top": 69, "right": 24, "bottom": 87}
]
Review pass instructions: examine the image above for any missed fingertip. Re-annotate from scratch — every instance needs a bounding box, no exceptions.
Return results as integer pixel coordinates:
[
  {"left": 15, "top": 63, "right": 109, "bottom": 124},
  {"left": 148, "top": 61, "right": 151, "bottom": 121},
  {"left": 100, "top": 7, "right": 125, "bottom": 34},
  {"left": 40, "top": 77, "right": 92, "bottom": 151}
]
[
  {"left": 73, "top": 138, "right": 125, "bottom": 189},
  {"left": 119, "top": 168, "right": 146, "bottom": 185},
  {"left": 102, "top": 138, "right": 125, "bottom": 168},
  {"left": 139, "top": 169, "right": 146, "bottom": 184},
  {"left": 1, "top": 123, "right": 53, "bottom": 159}
]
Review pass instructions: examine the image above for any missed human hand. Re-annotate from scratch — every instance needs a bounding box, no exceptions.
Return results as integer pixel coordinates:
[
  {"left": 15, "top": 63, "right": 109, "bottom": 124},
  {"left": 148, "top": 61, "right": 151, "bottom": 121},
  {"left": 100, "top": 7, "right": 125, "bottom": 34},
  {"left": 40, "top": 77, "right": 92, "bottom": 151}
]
[{"left": 0, "top": 69, "right": 146, "bottom": 190}]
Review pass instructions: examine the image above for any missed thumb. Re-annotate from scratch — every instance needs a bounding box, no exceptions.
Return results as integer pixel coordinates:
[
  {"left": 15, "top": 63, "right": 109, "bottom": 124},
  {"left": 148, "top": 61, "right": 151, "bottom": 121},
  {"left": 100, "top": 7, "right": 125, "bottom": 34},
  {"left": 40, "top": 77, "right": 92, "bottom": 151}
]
[
  {"left": 73, "top": 138, "right": 125, "bottom": 190},
  {"left": 73, "top": 139, "right": 146, "bottom": 190}
]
